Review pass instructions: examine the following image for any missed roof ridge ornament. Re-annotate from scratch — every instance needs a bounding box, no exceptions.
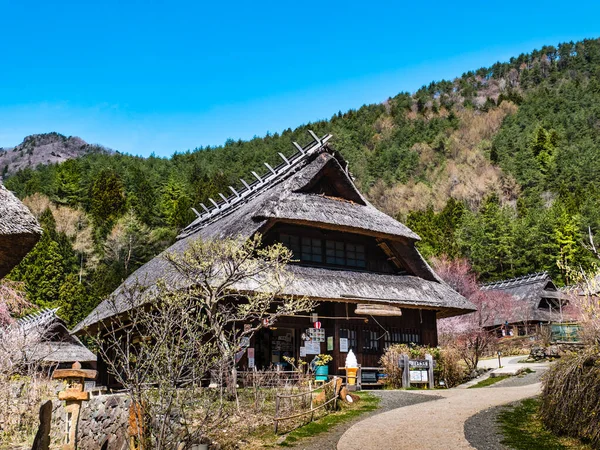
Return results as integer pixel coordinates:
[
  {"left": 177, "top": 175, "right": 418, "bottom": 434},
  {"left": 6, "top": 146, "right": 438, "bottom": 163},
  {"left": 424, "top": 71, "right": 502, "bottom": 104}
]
[
  {"left": 179, "top": 131, "right": 333, "bottom": 238},
  {"left": 480, "top": 271, "right": 549, "bottom": 290}
]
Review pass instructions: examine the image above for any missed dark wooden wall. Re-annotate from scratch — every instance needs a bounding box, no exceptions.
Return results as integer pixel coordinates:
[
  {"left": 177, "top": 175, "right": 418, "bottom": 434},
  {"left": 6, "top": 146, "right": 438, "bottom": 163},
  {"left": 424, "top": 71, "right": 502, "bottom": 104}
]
[{"left": 244, "top": 301, "right": 438, "bottom": 374}]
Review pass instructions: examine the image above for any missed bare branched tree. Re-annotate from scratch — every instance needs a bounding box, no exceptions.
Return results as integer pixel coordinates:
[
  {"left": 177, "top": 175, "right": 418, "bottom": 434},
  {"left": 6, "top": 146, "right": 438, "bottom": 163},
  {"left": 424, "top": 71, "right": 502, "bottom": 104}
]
[{"left": 94, "top": 234, "right": 316, "bottom": 449}]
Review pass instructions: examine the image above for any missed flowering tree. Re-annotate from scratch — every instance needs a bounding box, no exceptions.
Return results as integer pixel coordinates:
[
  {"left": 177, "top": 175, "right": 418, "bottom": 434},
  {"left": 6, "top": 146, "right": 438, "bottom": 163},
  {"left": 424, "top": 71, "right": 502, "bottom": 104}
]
[{"left": 434, "top": 256, "right": 517, "bottom": 371}]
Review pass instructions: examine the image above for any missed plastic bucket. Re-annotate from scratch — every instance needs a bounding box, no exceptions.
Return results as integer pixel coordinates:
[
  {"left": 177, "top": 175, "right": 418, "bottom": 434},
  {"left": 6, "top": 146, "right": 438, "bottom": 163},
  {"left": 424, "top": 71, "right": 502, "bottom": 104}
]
[
  {"left": 315, "top": 365, "right": 329, "bottom": 381},
  {"left": 346, "top": 367, "right": 358, "bottom": 385}
]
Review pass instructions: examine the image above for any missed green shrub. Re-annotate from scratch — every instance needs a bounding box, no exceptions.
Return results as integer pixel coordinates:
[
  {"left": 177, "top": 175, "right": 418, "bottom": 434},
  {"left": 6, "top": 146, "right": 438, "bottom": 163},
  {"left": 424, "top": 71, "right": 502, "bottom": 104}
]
[{"left": 379, "top": 344, "right": 466, "bottom": 388}]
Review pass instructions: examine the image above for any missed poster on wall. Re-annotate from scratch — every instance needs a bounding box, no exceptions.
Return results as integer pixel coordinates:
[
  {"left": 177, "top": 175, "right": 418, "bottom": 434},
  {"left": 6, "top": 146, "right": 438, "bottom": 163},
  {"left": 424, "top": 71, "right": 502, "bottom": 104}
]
[
  {"left": 339, "top": 338, "right": 348, "bottom": 352},
  {"left": 305, "top": 341, "right": 321, "bottom": 354},
  {"left": 247, "top": 348, "right": 255, "bottom": 368},
  {"left": 327, "top": 336, "right": 334, "bottom": 351},
  {"left": 299, "top": 346, "right": 307, "bottom": 357}
]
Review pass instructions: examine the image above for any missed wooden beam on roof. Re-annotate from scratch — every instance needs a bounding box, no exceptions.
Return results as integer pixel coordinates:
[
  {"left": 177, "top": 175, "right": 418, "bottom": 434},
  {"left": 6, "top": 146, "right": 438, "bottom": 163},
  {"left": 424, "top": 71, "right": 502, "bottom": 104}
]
[
  {"left": 200, "top": 203, "right": 210, "bottom": 213},
  {"left": 229, "top": 186, "right": 240, "bottom": 197},
  {"left": 308, "top": 130, "right": 321, "bottom": 145},
  {"left": 240, "top": 179, "right": 252, "bottom": 190},
  {"left": 252, "top": 171, "right": 263, "bottom": 183},
  {"left": 209, "top": 198, "right": 219, "bottom": 209},
  {"left": 293, "top": 142, "right": 305, "bottom": 153},
  {"left": 191, "top": 208, "right": 202, "bottom": 218},
  {"left": 278, "top": 152, "right": 291, "bottom": 166},
  {"left": 264, "top": 162, "right": 277, "bottom": 175},
  {"left": 218, "top": 193, "right": 230, "bottom": 204}
]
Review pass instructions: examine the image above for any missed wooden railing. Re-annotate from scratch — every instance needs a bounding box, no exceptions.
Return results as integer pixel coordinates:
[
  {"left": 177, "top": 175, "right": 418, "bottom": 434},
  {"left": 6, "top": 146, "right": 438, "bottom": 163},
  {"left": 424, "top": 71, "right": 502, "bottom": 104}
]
[{"left": 273, "top": 376, "right": 339, "bottom": 433}]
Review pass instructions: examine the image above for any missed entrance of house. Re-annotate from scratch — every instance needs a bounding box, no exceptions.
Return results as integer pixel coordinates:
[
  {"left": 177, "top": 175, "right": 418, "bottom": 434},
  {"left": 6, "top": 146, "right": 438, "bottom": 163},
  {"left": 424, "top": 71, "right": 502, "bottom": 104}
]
[{"left": 254, "top": 327, "right": 296, "bottom": 369}]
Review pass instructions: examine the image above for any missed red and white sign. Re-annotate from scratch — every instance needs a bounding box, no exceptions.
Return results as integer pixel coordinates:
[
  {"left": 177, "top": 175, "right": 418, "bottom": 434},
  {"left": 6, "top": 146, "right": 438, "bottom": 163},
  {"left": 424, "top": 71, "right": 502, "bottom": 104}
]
[{"left": 313, "top": 321, "right": 322, "bottom": 329}]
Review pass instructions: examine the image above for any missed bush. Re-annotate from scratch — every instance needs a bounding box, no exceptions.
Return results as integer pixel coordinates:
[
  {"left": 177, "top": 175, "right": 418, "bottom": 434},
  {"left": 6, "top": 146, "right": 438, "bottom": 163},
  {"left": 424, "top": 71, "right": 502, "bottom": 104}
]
[
  {"left": 379, "top": 344, "right": 466, "bottom": 388},
  {"left": 539, "top": 345, "right": 600, "bottom": 447}
]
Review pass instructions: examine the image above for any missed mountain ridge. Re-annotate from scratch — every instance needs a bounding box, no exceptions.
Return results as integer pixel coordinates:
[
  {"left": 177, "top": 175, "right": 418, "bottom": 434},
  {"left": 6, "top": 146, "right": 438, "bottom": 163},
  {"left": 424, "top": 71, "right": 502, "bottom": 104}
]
[{"left": 0, "top": 132, "right": 110, "bottom": 177}]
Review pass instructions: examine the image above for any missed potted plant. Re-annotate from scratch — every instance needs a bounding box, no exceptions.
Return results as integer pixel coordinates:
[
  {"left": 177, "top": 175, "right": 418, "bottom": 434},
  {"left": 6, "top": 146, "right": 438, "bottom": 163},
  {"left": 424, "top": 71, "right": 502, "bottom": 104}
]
[{"left": 314, "top": 354, "right": 333, "bottom": 381}]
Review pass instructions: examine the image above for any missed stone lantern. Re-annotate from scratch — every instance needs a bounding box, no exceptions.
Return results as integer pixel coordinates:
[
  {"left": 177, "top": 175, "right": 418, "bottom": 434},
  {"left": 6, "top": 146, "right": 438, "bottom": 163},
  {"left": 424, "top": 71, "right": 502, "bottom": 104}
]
[{"left": 52, "top": 361, "right": 97, "bottom": 450}]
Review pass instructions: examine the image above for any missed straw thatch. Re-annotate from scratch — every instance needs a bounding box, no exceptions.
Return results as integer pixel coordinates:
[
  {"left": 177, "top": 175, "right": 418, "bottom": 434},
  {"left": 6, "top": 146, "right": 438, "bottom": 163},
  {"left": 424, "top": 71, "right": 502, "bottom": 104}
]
[
  {"left": 0, "top": 183, "right": 42, "bottom": 278},
  {"left": 74, "top": 133, "right": 475, "bottom": 333},
  {"left": 16, "top": 308, "right": 96, "bottom": 364},
  {"left": 481, "top": 272, "right": 566, "bottom": 326}
]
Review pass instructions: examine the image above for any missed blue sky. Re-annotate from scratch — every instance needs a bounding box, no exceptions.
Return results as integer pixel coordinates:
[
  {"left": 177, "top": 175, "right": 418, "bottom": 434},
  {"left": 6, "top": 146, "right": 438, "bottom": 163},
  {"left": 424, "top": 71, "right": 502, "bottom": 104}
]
[{"left": 1, "top": 0, "right": 599, "bottom": 157}]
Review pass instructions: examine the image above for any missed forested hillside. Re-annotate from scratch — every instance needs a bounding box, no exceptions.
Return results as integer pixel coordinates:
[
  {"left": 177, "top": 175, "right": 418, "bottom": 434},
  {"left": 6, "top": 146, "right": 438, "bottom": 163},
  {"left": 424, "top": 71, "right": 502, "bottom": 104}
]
[{"left": 5, "top": 38, "right": 600, "bottom": 326}]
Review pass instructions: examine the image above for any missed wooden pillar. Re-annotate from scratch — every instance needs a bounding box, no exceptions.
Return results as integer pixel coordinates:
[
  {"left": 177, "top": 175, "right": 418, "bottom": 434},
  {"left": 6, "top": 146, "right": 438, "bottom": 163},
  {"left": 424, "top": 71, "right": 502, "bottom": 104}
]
[{"left": 52, "top": 362, "right": 97, "bottom": 450}]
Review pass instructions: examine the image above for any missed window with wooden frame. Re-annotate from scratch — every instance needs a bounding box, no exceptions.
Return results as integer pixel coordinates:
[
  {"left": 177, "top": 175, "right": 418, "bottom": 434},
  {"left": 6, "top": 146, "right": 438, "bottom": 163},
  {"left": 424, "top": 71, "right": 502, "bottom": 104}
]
[
  {"left": 362, "top": 329, "right": 380, "bottom": 353},
  {"left": 301, "top": 237, "right": 322, "bottom": 263},
  {"left": 340, "top": 328, "right": 358, "bottom": 351},
  {"left": 384, "top": 328, "right": 422, "bottom": 348}
]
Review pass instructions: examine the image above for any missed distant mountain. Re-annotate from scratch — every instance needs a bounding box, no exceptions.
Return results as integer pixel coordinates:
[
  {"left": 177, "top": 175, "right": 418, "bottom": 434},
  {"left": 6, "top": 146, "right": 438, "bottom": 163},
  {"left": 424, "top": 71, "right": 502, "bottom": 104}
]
[{"left": 0, "top": 132, "right": 109, "bottom": 177}]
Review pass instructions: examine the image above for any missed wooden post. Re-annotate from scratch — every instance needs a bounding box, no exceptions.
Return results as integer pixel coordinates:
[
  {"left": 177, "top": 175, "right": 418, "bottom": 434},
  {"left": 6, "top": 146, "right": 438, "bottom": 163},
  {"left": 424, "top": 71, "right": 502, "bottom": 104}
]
[
  {"left": 401, "top": 354, "right": 410, "bottom": 388},
  {"left": 425, "top": 354, "right": 434, "bottom": 389},
  {"left": 52, "top": 362, "right": 97, "bottom": 450},
  {"left": 274, "top": 395, "right": 280, "bottom": 434},
  {"left": 332, "top": 377, "right": 338, "bottom": 411}
]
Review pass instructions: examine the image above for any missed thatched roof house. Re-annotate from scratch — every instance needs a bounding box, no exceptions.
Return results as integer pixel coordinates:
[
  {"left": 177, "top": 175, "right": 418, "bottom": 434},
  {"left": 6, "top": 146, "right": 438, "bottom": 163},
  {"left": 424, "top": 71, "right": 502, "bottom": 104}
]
[
  {"left": 0, "top": 183, "right": 42, "bottom": 278},
  {"left": 15, "top": 308, "right": 96, "bottom": 368},
  {"left": 76, "top": 132, "right": 474, "bottom": 383},
  {"left": 480, "top": 272, "right": 566, "bottom": 333}
]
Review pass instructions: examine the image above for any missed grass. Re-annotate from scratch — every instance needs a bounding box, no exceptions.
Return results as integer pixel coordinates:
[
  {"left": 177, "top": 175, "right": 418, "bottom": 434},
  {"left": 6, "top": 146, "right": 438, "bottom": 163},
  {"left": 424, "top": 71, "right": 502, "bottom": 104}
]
[
  {"left": 468, "top": 375, "right": 511, "bottom": 388},
  {"left": 498, "top": 398, "right": 593, "bottom": 450},
  {"left": 276, "top": 392, "right": 380, "bottom": 447}
]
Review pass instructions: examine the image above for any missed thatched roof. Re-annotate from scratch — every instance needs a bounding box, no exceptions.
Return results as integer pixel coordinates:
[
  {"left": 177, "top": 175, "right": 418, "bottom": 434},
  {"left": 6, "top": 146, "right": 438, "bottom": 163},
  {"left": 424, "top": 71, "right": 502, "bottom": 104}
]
[
  {"left": 74, "top": 132, "right": 474, "bottom": 333},
  {"left": 16, "top": 308, "right": 96, "bottom": 363},
  {"left": 481, "top": 272, "right": 566, "bottom": 326},
  {"left": 0, "top": 183, "right": 42, "bottom": 278}
]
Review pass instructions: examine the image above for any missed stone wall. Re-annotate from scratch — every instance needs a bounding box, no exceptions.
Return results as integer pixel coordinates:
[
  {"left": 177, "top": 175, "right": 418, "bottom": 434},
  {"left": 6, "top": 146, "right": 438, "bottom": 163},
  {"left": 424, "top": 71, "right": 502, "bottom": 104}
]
[{"left": 50, "top": 393, "right": 130, "bottom": 450}]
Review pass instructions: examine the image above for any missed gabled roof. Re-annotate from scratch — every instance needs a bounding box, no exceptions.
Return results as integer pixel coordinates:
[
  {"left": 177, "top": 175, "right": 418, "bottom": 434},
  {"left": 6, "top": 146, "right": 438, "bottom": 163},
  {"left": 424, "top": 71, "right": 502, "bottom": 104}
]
[
  {"left": 74, "top": 133, "right": 474, "bottom": 333},
  {"left": 0, "top": 183, "right": 42, "bottom": 278},
  {"left": 15, "top": 308, "right": 96, "bottom": 363},
  {"left": 481, "top": 272, "right": 565, "bottom": 326}
]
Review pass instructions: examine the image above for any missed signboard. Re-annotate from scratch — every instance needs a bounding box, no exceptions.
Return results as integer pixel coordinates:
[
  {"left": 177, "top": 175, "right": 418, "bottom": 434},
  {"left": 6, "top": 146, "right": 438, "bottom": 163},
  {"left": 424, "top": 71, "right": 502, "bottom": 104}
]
[
  {"left": 247, "top": 348, "right": 255, "bottom": 368},
  {"left": 299, "top": 346, "right": 307, "bottom": 357},
  {"left": 305, "top": 341, "right": 321, "bottom": 355},
  {"left": 308, "top": 328, "right": 325, "bottom": 342},
  {"left": 339, "top": 338, "right": 348, "bottom": 353},
  {"left": 409, "top": 369, "right": 428, "bottom": 383},
  {"left": 399, "top": 354, "right": 434, "bottom": 388},
  {"left": 327, "top": 336, "right": 334, "bottom": 351}
]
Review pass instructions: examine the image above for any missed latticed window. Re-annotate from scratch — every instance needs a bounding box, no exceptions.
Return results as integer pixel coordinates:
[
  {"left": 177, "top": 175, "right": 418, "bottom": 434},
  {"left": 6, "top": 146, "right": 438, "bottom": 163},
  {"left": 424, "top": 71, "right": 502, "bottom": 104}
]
[
  {"left": 346, "top": 243, "right": 366, "bottom": 268},
  {"left": 280, "top": 234, "right": 300, "bottom": 258},
  {"left": 325, "top": 240, "right": 366, "bottom": 268},
  {"left": 326, "top": 240, "right": 345, "bottom": 265},
  {"left": 301, "top": 237, "right": 322, "bottom": 263},
  {"left": 384, "top": 328, "right": 422, "bottom": 348},
  {"left": 340, "top": 328, "right": 358, "bottom": 351},
  {"left": 362, "top": 329, "right": 380, "bottom": 353}
]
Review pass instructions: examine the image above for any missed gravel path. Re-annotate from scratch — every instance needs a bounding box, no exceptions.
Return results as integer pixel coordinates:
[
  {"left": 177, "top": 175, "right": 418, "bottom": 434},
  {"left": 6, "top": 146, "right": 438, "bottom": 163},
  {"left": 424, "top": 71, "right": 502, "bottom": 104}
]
[
  {"left": 488, "top": 368, "right": 546, "bottom": 388},
  {"left": 337, "top": 383, "right": 542, "bottom": 450},
  {"left": 464, "top": 369, "right": 545, "bottom": 450},
  {"left": 287, "top": 390, "right": 441, "bottom": 450},
  {"left": 464, "top": 404, "right": 510, "bottom": 450}
]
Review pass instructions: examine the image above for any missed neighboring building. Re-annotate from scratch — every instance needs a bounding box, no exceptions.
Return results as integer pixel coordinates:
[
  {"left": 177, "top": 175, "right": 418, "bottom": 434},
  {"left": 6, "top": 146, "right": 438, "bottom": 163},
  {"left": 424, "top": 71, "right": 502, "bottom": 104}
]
[
  {"left": 1, "top": 183, "right": 96, "bottom": 372},
  {"left": 480, "top": 272, "right": 567, "bottom": 336},
  {"left": 75, "top": 132, "right": 475, "bottom": 387},
  {"left": 0, "top": 183, "right": 42, "bottom": 278},
  {"left": 14, "top": 308, "right": 96, "bottom": 369}
]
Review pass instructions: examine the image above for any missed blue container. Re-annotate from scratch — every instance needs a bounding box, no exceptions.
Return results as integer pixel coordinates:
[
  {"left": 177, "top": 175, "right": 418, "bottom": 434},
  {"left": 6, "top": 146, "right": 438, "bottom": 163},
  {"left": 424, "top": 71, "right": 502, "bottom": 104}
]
[{"left": 315, "top": 365, "right": 329, "bottom": 381}]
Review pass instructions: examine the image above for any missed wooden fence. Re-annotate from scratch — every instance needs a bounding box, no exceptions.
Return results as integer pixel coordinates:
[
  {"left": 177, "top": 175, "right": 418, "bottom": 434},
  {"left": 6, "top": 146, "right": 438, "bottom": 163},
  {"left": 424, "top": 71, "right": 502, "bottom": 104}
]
[{"left": 273, "top": 376, "right": 339, "bottom": 433}]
